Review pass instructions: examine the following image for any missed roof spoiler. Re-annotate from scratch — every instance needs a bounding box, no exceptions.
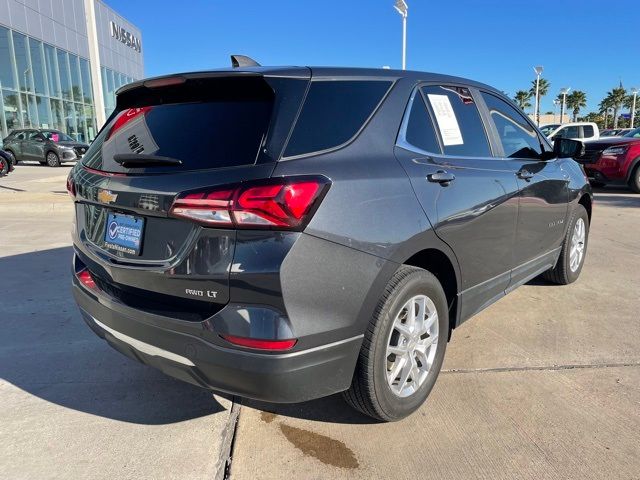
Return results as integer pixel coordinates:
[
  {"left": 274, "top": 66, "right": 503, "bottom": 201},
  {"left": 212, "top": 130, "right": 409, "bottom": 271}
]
[{"left": 231, "top": 55, "right": 261, "bottom": 68}]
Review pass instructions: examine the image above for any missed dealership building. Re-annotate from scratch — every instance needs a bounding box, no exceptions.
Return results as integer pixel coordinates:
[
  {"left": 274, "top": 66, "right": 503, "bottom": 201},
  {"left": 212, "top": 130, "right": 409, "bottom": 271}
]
[{"left": 0, "top": 0, "right": 143, "bottom": 142}]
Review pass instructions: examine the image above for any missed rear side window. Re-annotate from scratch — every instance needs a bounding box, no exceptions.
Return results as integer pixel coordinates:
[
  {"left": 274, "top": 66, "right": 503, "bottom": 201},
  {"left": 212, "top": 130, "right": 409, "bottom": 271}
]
[
  {"left": 283, "top": 80, "right": 392, "bottom": 157},
  {"left": 422, "top": 85, "right": 491, "bottom": 157},
  {"left": 481, "top": 92, "right": 543, "bottom": 159},
  {"left": 83, "top": 76, "right": 275, "bottom": 173},
  {"left": 583, "top": 125, "right": 594, "bottom": 137},
  {"left": 402, "top": 91, "right": 441, "bottom": 153},
  {"left": 555, "top": 126, "right": 580, "bottom": 139}
]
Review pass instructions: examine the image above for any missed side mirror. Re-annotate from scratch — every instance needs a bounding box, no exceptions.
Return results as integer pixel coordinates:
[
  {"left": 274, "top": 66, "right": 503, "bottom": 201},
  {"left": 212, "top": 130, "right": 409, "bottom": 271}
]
[{"left": 553, "top": 137, "right": 584, "bottom": 158}]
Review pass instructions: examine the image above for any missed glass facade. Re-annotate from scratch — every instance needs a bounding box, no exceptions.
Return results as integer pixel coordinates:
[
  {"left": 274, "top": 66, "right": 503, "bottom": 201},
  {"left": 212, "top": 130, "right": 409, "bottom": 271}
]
[
  {"left": 0, "top": 25, "right": 135, "bottom": 143},
  {"left": 101, "top": 66, "right": 134, "bottom": 120}
]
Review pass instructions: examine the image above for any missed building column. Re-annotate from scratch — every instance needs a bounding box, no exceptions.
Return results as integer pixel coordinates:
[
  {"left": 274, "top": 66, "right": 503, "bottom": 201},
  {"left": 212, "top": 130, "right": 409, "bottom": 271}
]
[{"left": 84, "top": 0, "right": 106, "bottom": 129}]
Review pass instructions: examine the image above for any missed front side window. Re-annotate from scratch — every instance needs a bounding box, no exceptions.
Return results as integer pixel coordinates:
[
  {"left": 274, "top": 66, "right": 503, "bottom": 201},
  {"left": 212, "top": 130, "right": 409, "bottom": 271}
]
[
  {"left": 422, "top": 85, "right": 491, "bottom": 157},
  {"left": 481, "top": 92, "right": 543, "bottom": 159},
  {"left": 284, "top": 80, "right": 392, "bottom": 157}
]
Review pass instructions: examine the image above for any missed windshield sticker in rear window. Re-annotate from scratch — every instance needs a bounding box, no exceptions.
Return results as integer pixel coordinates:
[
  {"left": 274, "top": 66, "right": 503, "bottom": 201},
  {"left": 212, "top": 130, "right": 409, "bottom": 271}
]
[{"left": 427, "top": 94, "right": 464, "bottom": 146}]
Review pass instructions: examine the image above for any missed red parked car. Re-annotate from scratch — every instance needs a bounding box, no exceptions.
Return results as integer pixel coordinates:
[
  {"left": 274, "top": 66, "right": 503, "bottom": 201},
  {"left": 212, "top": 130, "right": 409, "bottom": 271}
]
[{"left": 577, "top": 127, "right": 640, "bottom": 192}]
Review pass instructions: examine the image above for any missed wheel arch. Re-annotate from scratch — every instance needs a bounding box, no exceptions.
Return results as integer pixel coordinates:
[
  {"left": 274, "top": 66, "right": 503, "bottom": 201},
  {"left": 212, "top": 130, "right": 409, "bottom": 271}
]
[
  {"left": 625, "top": 155, "right": 640, "bottom": 184},
  {"left": 578, "top": 192, "right": 592, "bottom": 223},
  {"left": 402, "top": 248, "right": 460, "bottom": 337}
]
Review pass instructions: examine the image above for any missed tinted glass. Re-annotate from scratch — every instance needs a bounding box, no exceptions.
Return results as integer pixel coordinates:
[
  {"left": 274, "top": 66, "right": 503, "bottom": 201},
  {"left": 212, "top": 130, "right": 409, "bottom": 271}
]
[
  {"left": 0, "top": 27, "right": 15, "bottom": 89},
  {"left": 29, "top": 39, "right": 46, "bottom": 95},
  {"left": 284, "top": 80, "right": 391, "bottom": 157},
  {"left": 556, "top": 126, "right": 580, "bottom": 138},
  {"left": 481, "top": 92, "right": 543, "bottom": 159},
  {"left": 403, "top": 92, "right": 441, "bottom": 153},
  {"left": 79, "top": 58, "right": 92, "bottom": 104},
  {"left": 582, "top": 125, "right": 594, "bottom": 137},
  {"left": 84, "top": 100, "right": 273, "bottom": 173},
  {"left": 43, "top": 130, "right": 73, "bottom": 142},
  {"left": 422, "top": 85, "right": 491, "bottom": 157},
  {"left": 69, "top": 54, "right": 82, "bottom": 103},
  {"left": 623, "top": 127, "right": 640, "bottom": 138},
  {"left": 2, "top": 90, "right": 20, "bottom": 132},
  {"left": 36, "top": 96, "right": 51, "bottom": 129},
  {"left": 13, "top": 33, "right": 31, "bottom": 92},
  {"left": 44, "top": 44, "right": 60, "bottom": 98},
  {"left": 57, "top": 50, "right": 72, "bottom": 100}
]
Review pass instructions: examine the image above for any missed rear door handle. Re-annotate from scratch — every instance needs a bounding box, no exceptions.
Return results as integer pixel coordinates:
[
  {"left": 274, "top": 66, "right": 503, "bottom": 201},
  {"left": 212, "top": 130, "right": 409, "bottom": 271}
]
[
  {"left": 517, "top": 169, "right": 534, "bottom": 181},
  {"left": 427, "top": 170, "right": 456, "bottom": 185}
]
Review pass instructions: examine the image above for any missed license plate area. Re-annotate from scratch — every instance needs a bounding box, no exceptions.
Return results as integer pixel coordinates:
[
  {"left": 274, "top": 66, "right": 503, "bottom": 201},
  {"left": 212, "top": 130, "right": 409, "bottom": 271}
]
[{"left": 104, "top": 213, "right": 145, "bottom": 256}]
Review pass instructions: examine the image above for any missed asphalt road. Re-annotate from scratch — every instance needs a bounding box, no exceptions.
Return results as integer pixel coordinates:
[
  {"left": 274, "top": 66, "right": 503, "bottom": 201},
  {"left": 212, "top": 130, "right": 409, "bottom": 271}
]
[{"left": 1, "top": 164, "right": 639, "bottom": 479}]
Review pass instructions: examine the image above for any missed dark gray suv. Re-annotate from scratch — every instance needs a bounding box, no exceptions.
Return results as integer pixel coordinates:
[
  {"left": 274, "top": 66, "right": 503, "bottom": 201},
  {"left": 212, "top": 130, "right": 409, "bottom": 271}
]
[
  {"left": 69, "top": 65, "right": 592, "bottom": 421},
  {"left": 3, "top": 129, "right": 89, "bottom": 167}
]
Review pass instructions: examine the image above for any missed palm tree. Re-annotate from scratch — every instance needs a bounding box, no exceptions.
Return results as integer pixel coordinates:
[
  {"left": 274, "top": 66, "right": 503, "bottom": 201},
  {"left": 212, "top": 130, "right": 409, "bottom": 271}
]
[
  {"left": 566, "top": 90, "right": 587, "bottom": 121},
  {"left": 513, "top": 90, "right": 532, "bottom": 111},
  {"left": 623, "top": 93, "right": 638, "bottom": 121},
  {"left": 606, "top": 86, "right": 627, "bottom": 129},
  {"left": 599, "top": 97, "right": 614, "bottom": 129},
  {"left": 529, "top": 78, "right": 550, "bottom": 122}
]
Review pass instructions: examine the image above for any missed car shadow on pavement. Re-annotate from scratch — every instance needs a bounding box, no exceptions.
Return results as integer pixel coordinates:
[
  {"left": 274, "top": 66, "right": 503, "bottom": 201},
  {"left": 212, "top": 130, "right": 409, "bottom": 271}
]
[
  {"left": 0, "top": 247, "right": 226, "bottom": 425},
  {"left": 243, "top": 394, "right": 381, "bottom": 425}
]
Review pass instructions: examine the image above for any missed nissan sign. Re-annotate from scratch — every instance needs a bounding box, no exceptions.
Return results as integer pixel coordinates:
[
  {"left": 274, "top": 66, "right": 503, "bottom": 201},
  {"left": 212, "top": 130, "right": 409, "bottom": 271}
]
[{"left": 110, "top": 21, "right": 142, "bottom": 53}]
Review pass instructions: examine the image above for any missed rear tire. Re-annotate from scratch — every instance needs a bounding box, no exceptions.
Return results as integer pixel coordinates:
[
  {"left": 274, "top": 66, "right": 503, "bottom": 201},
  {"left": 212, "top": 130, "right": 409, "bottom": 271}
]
[
  {"left": 543, "top": 204, "right": 589, "bottom": 285},
  {"left": 628, "top": 163, "right": 640, "bottom": 194},
  {"left": 0, "top": 157, "right": 8, "bottom": 176},
  {"left": 343, "top": 265, "right": 448, "bottom": 422},
  {"left": 45, "top": 151, "right": 61, "bottom": 167}
]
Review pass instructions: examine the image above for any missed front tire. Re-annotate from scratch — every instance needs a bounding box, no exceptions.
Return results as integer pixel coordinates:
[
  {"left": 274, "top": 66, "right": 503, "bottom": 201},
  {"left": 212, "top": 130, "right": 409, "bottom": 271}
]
[
  {"left": 543, "top": 204, "right": 589, "bottom": 285},
  {"left": 628, "top": 163, "right": 640, "bottom": 194},
  {"left": 343, "top": 265, "right": 448, "bottom": 422},
  {"left": 0, "top": 157, "right": 8, "bottom": 176},
  {"left": 45, "top": 151, "right": 61, "bottom": 167},
  {"left": 5, "top": 150, "right": 17, "bottom": 165}
]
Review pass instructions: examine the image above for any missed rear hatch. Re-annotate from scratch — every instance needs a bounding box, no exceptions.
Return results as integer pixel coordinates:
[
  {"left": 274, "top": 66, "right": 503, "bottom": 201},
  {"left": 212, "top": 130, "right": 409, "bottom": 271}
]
[{"left": 71, "top": 69, "right": 310, "bottom": 320}]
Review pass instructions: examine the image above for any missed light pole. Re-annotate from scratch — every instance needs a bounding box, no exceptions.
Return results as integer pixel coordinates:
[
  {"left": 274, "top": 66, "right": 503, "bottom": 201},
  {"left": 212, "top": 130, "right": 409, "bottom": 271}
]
[
  {"left": 393, "top": 0, "right": 408, "bottom": 70},
  {"left": 631, "top": 87, "right": 638, "bottom": 129},
  {"left": 559, "top": 87, "right": 570, "bottom": 124},
  {"left": 553, "top": 99, "right": 560, "bottom": 123},
  {"left": 533, "top": 66, "right": 543, "bottom": 126}
]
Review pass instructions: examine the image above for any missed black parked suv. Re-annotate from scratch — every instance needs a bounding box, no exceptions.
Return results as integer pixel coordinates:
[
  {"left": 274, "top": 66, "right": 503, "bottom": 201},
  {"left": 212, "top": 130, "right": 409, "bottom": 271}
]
[
  {"left": 3, "top": 129, "right": 89, "bottom": 167},
  {"left": 69, "top": 65, "right": 592, "bottom": 421}
]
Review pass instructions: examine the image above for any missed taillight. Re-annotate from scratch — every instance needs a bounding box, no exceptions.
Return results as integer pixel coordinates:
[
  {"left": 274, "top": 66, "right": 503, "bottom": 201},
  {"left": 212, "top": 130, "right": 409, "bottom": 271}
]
[
  {"left": 66, "top": 174, "right": 76, "bottom": 198},
  {"left": 220, "top": 334, "right": 297, "bottom": 351},
  {"left": 76, "top": 269, "right": 97, "bottom": 291},
  {"left": 169, "top": 177, "right": 330, "bottom": 229}
]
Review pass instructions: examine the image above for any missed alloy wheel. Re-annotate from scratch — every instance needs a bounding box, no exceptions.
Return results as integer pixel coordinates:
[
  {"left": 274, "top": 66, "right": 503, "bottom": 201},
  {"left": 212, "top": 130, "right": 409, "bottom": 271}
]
[
  {"left": 385, "top": 294, "right": 439, "bottom": 398},
  {"left": 569, "top": 218, "right": 585, "bottom": 272}
]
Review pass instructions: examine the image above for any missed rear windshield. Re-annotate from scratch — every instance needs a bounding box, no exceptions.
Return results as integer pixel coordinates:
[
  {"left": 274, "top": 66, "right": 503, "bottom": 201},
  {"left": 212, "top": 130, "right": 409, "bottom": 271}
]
[{"left": 83, "top": 80, "right": 274, "bottom": 173}]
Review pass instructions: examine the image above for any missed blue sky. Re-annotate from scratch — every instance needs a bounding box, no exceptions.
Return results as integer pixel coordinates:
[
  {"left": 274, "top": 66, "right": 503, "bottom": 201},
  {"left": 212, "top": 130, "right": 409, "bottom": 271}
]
[{"left": 108, "top": 0, "right": 638, "bottom": 113}]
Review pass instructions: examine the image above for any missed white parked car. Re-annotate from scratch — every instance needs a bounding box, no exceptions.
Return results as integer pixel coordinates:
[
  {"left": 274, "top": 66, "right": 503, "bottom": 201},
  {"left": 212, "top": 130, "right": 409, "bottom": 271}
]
[{"left": 539, "top": 122, "right": 600, "bottom": 141}]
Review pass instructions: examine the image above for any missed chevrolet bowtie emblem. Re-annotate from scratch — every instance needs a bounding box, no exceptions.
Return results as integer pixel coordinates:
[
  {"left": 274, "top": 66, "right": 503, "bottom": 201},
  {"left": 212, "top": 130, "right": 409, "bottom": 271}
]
[{"left": 97, "top": 189, "right": 118, "bottom": 204}]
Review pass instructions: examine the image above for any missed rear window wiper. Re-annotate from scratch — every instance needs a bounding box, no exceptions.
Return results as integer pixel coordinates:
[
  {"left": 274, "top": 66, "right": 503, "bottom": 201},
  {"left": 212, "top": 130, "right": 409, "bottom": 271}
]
[{"left": 113, "top": 154, "right": 183, "bottom": 168}]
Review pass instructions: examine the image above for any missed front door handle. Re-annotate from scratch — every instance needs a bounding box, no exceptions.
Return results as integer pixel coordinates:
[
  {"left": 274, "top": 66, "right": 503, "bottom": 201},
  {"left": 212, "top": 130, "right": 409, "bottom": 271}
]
[
  {"left": 517, "top": 169, "right": 534, "bottom": 181},
  {"left": 427, "top": 170, "right": 456, "bottom": 185}
]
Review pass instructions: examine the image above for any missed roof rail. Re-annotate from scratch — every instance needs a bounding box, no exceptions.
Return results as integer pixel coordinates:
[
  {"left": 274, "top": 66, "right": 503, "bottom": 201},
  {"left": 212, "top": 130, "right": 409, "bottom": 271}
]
[{"left": 231, "top": 55, "right": 261, "bottom": 68}]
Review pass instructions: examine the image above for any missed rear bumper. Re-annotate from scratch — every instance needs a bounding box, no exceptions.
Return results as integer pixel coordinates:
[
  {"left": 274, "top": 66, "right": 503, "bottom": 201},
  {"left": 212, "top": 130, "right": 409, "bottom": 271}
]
[{"left": 73, "top": 281, "right": 362, "bottom": 403}]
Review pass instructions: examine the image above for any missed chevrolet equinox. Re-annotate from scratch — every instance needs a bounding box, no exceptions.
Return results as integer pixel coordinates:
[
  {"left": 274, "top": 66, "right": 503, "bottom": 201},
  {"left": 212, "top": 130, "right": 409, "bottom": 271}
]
[{"left": 69, "top": 63, "right": 592, "bottom": 421}]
